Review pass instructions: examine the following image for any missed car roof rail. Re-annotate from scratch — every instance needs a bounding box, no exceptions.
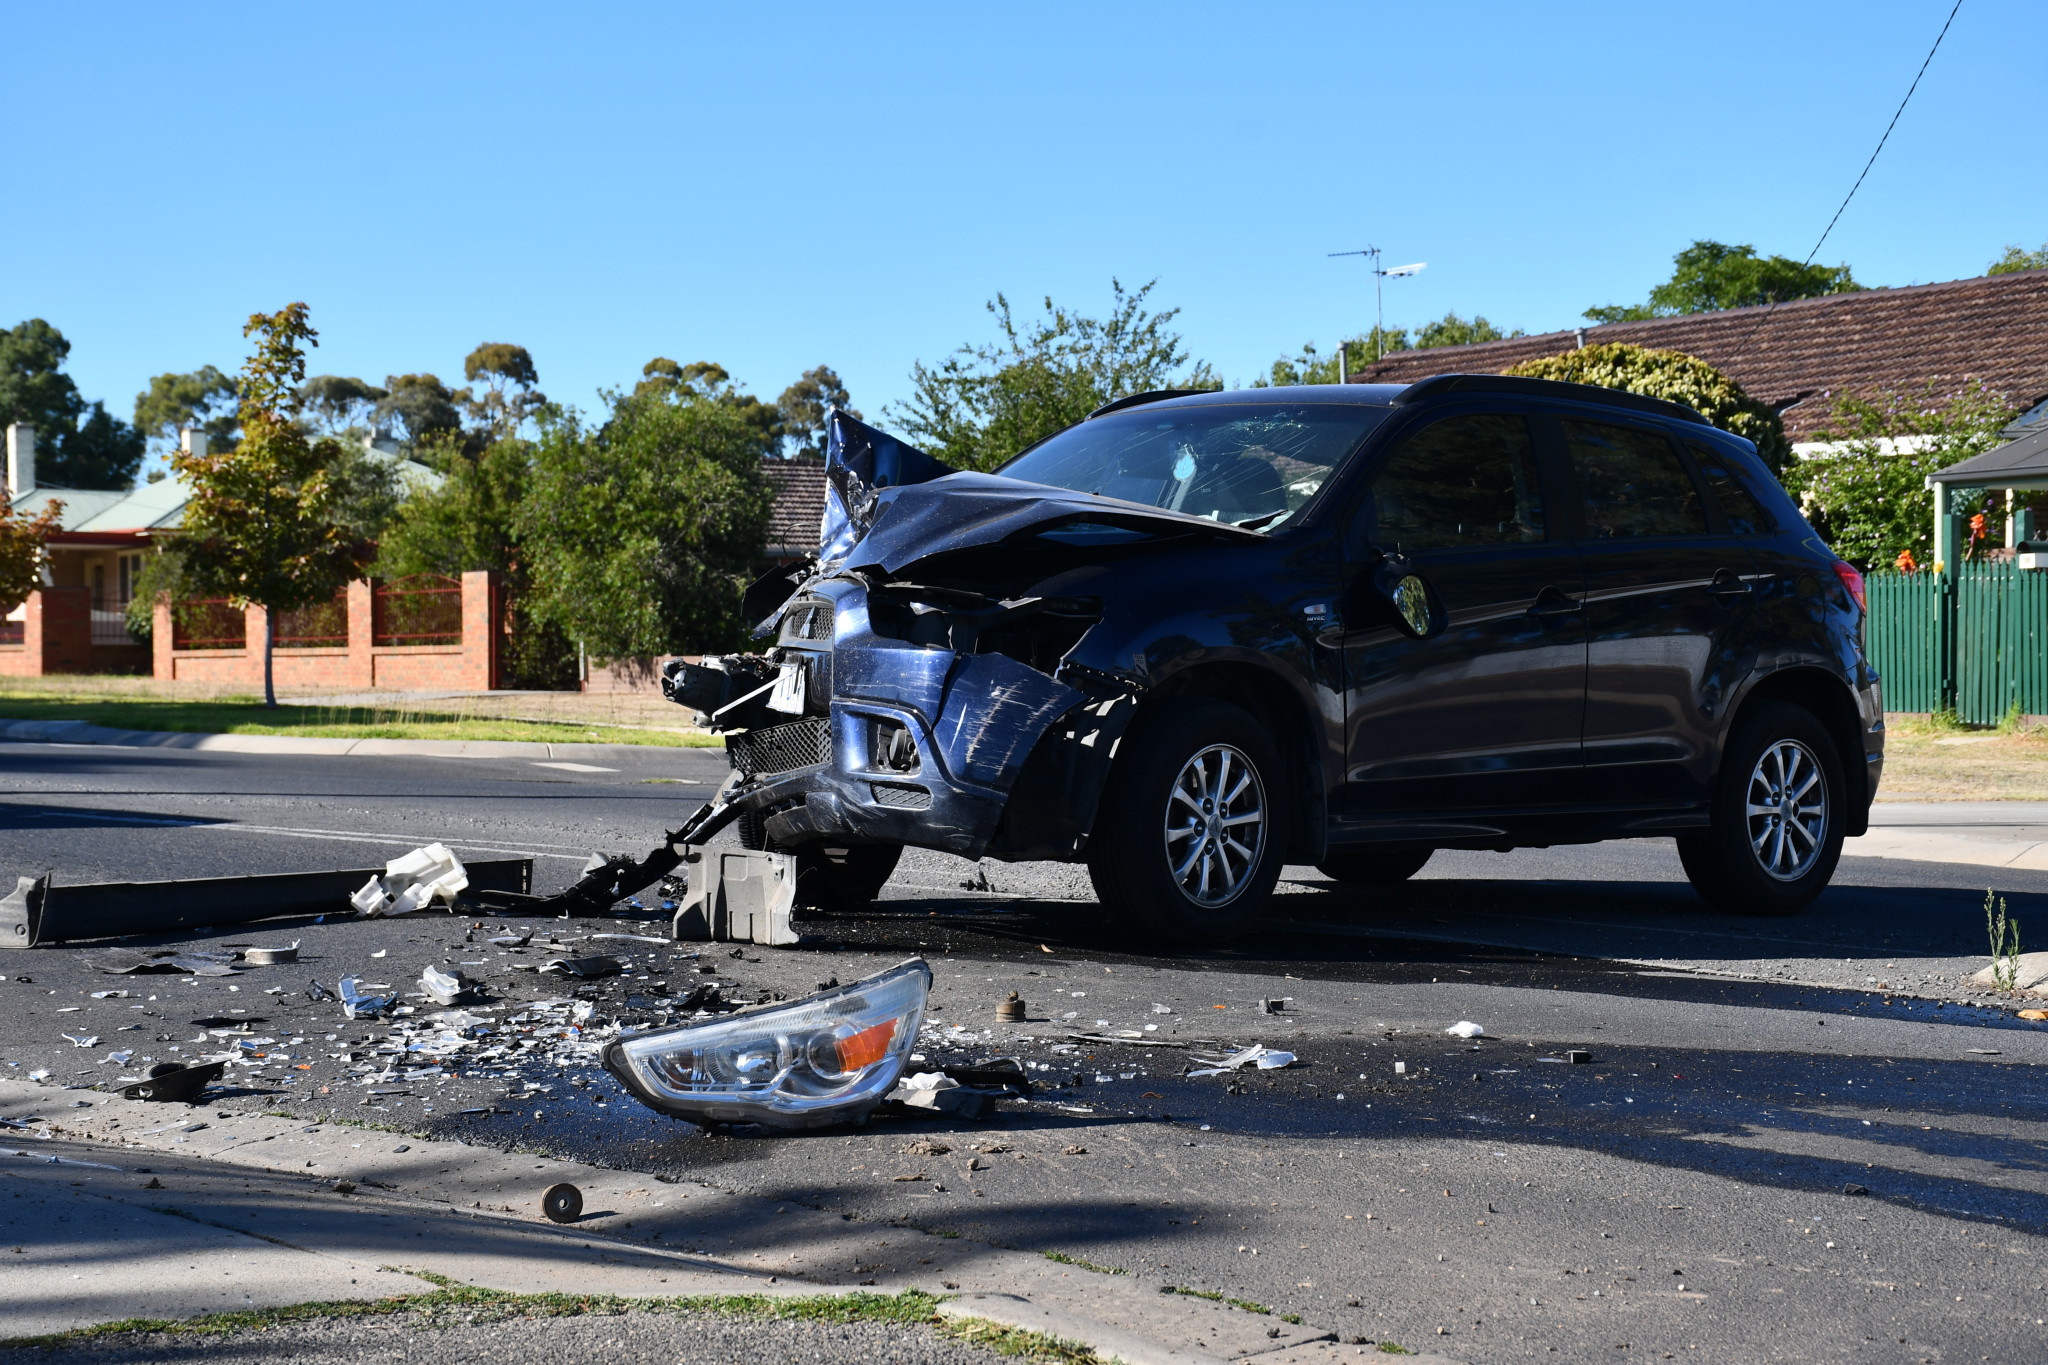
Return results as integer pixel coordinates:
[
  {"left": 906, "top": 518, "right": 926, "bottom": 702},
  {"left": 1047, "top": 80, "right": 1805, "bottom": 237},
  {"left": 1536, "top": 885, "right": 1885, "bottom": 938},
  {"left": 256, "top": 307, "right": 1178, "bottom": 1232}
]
[
  {"left": 1391, "top": 373, "right": 1710, "bottom": 426},
  {"left": 1086, "top": 388, "right": 1218, "bottom": 419}
]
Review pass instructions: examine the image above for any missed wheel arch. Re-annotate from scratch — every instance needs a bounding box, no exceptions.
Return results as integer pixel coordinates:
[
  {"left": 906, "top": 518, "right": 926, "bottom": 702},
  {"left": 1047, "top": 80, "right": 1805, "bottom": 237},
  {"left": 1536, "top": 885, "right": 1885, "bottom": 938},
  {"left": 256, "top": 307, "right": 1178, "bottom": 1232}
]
[
  {"left": 1727, "top": 667, "right": 1871, "bottom": 836},
  {"left": 1139, "top": 660, "right": 1328, "bottom": 863}
]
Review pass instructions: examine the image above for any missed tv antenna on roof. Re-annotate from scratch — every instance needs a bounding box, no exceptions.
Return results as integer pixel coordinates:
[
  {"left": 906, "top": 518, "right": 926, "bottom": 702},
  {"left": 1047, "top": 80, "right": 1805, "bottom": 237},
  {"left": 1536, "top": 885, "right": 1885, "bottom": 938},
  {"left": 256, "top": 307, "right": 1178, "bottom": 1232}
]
[{"left": 1327, "top": 246, "right": 1427, "bottom": 366}]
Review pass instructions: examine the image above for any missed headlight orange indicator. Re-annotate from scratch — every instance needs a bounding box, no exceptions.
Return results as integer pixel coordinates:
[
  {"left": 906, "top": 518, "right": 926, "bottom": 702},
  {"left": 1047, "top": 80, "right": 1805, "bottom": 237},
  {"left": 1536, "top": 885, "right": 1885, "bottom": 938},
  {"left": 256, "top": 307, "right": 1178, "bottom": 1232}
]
[{"left": 835, "top": 1018, "right": 896, "bottom": 1071}]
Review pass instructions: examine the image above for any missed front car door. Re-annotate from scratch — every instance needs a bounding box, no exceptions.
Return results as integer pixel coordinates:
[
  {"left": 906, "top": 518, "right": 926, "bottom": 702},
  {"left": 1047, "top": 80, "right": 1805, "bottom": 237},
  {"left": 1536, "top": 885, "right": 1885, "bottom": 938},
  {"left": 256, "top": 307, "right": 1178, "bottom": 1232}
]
[
  {"left": 1339, "top": 408, "right": 1587, "bottom": 828},
  {"left": 1554, "top": 412, "right": 1762, "bottom": 810}
]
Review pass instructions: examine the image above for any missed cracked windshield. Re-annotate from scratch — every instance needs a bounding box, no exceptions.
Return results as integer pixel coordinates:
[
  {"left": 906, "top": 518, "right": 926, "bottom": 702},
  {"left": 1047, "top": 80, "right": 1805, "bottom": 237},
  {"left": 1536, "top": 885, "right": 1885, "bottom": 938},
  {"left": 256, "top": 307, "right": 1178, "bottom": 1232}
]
[{"left": 997, "top": 402, "right": 1388, "bottom": 531}]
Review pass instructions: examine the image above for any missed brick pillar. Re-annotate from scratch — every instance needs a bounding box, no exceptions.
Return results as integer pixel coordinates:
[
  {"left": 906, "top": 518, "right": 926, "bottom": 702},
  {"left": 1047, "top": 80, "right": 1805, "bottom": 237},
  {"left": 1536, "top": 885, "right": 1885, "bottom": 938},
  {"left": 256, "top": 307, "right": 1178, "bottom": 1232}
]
[
  {"left": 243, "top": 603, "right": 269, "bottom": 689},
  {"left": 152, "top": 596, "right": 174, "bottom": 680},
  {"left": 25, "top": 587, "right": 91, "bottom": 675},
  {"left": 459, "top": 570, "right": 499, "bottom": 690},
  {"left": 345, "top": 579, "right": 374, "bottom": 688}
]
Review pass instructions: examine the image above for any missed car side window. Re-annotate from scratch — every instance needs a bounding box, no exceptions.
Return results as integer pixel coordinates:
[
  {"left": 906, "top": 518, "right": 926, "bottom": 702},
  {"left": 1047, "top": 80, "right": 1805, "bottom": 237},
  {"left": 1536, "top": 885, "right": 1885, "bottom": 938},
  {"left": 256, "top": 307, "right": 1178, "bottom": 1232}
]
[
  {"left": 1564, "top": 419, "right": 1708, "bottom": 539},
  {"left": 1369, "top": 413, "right": 1545, "bottom": 552},
  {"left": 1686, "top": 441, "right": 1777, "bottom": 535}
]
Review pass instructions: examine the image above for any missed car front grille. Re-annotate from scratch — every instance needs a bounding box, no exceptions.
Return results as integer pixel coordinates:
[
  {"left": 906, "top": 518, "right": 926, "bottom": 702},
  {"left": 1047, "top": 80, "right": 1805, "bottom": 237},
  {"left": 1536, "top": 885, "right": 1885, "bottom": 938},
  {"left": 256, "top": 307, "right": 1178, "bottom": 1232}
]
[
  {"left": 780, "top": 600, "right": 835, "bottom": 643},
  {"left": 727, "top": 717, "right": 831, "bottom": 777}
]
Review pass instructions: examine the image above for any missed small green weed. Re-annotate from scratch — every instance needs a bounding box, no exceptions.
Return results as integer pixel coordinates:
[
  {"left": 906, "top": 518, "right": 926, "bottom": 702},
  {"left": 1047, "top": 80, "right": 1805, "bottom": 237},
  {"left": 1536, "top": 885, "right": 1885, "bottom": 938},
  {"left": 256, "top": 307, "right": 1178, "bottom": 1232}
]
[
  {"left": 1041, "top": 1250, "right": 1125, "bottom": 1276},
  {"left": 1929, "top": 705, "right": 1968, "bottom": 733},
  {"left": 1377, "top": 1344, "right": 1414, "bottom": 1356},
  {"left": 1988, "top": 888, "right": 2024, "bottom": 992},
  {"left": 1159, "top": 1286, "right": 1222, "bottom": 1301},
  {"left": 2000, "top": 699, "right": 2031, "bottom": 735}
]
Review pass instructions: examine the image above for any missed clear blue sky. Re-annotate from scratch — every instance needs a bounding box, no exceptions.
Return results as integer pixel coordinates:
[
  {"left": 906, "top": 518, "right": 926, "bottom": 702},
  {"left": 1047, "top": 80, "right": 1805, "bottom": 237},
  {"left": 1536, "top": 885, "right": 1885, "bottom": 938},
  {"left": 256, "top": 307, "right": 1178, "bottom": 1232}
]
[{"left": 6, "top": 1, "right": 2039, "bottom": 469}]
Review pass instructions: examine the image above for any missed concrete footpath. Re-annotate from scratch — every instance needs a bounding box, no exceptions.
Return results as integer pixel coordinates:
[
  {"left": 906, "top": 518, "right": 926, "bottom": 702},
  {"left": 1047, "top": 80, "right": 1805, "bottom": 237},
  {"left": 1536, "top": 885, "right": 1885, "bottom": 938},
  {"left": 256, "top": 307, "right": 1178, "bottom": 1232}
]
[{"left": 0, "top": 1080, "right": 1455, "bottom": 1365}]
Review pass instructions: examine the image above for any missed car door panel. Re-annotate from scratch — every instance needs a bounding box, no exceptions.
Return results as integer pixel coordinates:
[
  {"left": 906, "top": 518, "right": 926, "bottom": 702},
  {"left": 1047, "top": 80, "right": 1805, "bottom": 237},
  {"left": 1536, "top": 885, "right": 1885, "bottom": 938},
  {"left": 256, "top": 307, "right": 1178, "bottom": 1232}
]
[
  {"left": 1557, "top": 414, "right": 1761, "bottom": 806},
  {"left": 1339, "top": 408, "right": 1587, "bottom": 819}
]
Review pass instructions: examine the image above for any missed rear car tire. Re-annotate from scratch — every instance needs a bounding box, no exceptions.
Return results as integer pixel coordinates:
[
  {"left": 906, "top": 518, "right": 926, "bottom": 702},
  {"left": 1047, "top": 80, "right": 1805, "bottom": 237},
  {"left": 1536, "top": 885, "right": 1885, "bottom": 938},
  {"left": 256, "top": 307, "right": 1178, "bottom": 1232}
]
[
  {"left": 1087, "top": 698, "right": 1289, "bottom": 944},
  {"left": 1677, "top": 701, "right": 1845, "bottom": 917},
  {"left": 1318, "top": 847, "right": 1434, "bottom": 884}
]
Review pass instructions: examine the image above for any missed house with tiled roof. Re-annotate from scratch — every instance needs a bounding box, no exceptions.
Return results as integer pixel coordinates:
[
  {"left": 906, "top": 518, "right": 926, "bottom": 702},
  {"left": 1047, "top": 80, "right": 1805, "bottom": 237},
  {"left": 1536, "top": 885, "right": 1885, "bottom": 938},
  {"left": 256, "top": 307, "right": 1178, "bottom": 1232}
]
[
  {"left": 760, "top": 456, "right": 826, "bottom": 560},
  {"left": 1353, "top": 267, "right": 2048, "bottom": 449}
]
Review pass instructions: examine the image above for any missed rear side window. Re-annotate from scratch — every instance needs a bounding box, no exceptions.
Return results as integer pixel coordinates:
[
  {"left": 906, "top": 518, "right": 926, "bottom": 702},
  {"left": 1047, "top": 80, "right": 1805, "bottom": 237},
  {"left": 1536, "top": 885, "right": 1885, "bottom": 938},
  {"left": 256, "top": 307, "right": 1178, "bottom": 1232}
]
[
  {"left": 1564, "top": 420, "right": 1707, "bottom": 539},
  {"left": 1370, "top": 413, "right": 1545, "bottom": 551},
  {"left": 1686, "top": 441, "right": 1777, "bottom": 535}
]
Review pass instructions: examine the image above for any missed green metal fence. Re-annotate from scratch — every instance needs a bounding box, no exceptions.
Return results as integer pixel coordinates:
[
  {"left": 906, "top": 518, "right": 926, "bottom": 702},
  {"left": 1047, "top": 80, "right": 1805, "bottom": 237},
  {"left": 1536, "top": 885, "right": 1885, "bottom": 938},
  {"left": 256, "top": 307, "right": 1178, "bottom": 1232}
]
[
  {"left": 1865, "top": 570, "right": 1951, "bottom": 713},
  {"left": 1867, "top": 565, "right": 2048, "bottom": 724}
]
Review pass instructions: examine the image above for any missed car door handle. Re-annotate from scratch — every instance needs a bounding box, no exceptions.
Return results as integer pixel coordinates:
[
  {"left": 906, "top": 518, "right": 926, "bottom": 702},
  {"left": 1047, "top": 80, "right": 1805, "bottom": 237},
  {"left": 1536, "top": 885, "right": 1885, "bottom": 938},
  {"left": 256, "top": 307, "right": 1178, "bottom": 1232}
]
[
  {"left": 1527, "top": 586, "right": 1583, "bottom": 617},
  {"left": 1708, "top": 569, "right": 1754, "bottom": 599}
]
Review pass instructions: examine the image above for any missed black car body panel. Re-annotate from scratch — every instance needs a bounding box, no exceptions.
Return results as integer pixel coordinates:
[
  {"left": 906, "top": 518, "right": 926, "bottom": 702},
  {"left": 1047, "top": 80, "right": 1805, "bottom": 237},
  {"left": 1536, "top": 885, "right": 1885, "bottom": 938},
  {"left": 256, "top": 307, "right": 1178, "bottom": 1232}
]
[{"left": 670, "top": 382, "right": 1881, "bottom": 869}]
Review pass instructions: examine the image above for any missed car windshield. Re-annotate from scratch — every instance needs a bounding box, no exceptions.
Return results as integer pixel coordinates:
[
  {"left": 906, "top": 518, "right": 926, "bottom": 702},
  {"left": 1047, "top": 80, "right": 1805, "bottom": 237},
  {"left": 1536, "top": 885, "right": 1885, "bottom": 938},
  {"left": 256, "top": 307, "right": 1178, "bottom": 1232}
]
[{"left": 996, "top": 401, "right": 1389, "bottom": 531}]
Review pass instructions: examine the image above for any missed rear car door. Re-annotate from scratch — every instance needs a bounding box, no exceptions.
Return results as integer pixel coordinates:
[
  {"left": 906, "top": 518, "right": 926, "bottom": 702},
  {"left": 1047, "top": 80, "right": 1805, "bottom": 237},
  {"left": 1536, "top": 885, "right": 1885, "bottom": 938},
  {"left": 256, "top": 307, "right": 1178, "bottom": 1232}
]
[
  {"left": 1556, "top": 413, "right": 1761, "bottom": 807},
  {"left": 1340, "top": 408, "right": 1587, "bottom": 820}
]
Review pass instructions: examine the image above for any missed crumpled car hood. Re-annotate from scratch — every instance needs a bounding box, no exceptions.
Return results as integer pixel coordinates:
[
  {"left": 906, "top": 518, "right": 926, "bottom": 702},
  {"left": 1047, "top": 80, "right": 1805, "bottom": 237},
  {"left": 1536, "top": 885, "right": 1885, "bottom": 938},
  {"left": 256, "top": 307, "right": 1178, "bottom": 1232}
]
[{"left": 821, "top": 409, "right": 1261, "bottom": 577}]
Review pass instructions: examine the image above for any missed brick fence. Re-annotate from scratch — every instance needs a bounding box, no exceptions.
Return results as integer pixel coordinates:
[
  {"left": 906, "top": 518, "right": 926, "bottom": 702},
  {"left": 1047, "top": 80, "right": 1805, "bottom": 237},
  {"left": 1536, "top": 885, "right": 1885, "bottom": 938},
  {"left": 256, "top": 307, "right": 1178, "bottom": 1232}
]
[
  {"left": 147, "top": 571, "right": 501, "bottom": 690},
  {"left": 0, "top": 587, "right": 150, "bottom": 678}
]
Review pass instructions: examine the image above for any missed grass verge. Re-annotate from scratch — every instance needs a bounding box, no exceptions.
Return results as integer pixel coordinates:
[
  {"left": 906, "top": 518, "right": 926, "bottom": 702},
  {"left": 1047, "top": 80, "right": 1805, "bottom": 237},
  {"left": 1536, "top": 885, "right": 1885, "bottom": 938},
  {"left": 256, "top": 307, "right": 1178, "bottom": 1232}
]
[
  {"left": 0, "top": 690, "right": 717, "bottom": 747},
  {"left": 0, "top": 1279, "right": 1101, "bottom": 1363},
  {"left": 1040, "top": 1250, "right": 1125, "bottom": 1276}
]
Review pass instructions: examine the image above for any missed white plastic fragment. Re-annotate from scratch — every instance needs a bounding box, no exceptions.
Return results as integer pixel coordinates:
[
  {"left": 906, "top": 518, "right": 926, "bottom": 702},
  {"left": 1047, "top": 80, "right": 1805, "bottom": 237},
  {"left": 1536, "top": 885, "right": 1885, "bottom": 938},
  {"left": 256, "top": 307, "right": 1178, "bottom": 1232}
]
[
  {"left": 63, "top": 1034, "right": 99, "bottom": 1048},
  {"left": 1186, "top": 1043, "right": 1296, "bottom": 1078},
  {"left": 27, "top": 1068, "right": 50, "bottom": 1082},
  {"left": 339, "top": 978, "right": 397, "bottom": 1019},
  {"left": 419, "top": 965, "right": 468, "bottom": 1006},
  {"left": 1446, "top": 1021, "right": 1485, "bottom": 1039},
  {"left": 356, "top": 844, "right": 468, "bottom": 917},
  {"left": 1394, "top": 1060, "right": 1408, "bottom": 1074},
  {"left": 886, "top": 1070, "right": 963, "bottom": 1110},
  {"left": 351, "top": 877, "right": 390, "bottom": 916},
  {"left": 1151, "top": 1003, "right": 1173, "bottom": 1014}
]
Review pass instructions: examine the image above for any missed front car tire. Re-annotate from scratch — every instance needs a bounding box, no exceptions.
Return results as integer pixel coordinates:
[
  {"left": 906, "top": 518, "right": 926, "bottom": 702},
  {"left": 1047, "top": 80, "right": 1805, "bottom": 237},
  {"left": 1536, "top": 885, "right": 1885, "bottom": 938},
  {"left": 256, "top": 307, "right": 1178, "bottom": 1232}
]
[{"left": 1087, "top": 698, "right": 1289, "bottom": 943}]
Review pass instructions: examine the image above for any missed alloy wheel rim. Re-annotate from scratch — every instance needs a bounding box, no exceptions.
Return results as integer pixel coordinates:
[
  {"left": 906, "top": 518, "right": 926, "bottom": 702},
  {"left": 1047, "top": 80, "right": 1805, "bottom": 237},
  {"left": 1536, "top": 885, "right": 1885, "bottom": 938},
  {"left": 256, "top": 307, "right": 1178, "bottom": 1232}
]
[
  {"left": 1163, "top": 744, "right": 1267, "bottom": 908},
  {"left": 1744, "top": 738, "right": 1828, "bottom": 882}
]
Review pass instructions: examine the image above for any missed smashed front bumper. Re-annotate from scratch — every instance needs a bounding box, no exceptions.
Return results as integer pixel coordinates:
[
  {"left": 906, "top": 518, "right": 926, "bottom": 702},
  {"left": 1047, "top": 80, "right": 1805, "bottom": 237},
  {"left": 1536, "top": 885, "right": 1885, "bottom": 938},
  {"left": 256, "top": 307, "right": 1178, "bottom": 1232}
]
[{"left": 714, "top": 582, "right": 1089, "bottom": 860}]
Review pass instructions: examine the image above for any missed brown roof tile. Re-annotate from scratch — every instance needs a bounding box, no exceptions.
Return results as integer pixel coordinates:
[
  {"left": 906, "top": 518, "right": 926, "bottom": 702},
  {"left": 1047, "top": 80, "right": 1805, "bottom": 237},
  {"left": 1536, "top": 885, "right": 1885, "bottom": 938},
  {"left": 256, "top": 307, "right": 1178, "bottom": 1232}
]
[
  {"left": 762, "top": 456, "right": 826, "bottom": 555},
  {"left": 1352, "top": 268, "right": 2048, "bottom": 441}
]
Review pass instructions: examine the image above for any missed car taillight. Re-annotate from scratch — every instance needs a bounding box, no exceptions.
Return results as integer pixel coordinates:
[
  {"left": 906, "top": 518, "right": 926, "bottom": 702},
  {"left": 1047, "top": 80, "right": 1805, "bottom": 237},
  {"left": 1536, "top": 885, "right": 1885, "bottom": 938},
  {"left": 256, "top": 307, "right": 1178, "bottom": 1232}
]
[{"left": 1833, "top": 560, "right": 1866, "bottom": 612}]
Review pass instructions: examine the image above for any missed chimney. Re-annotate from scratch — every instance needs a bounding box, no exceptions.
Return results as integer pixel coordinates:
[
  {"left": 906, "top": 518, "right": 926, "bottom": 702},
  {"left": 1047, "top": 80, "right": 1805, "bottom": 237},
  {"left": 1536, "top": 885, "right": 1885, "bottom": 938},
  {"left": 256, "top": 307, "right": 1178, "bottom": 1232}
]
[
  {"left": 179, "top": 427, "right": 208, "bottom": 461},
  {"left": 1574, "top": 328, "right": 1586, "bottom": 350},
  {"left": 5, "top": 424, "right": 33, "bottom": 499}
]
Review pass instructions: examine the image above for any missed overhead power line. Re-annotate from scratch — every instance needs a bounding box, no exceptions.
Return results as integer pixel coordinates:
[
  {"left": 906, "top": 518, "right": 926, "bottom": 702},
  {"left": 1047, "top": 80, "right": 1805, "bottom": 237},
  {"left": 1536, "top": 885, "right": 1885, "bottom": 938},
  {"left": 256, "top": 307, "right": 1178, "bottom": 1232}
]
[{"left": 1729, "top": 0, "right": 1962, "bottom": 361}]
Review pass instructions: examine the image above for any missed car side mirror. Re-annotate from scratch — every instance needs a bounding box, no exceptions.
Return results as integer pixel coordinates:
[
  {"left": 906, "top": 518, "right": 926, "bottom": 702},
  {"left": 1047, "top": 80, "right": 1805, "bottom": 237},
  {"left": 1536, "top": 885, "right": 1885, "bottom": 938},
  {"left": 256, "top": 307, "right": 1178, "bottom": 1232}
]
[{"left": 1370, "top": 552, "right": 1446, "bottom": 640}]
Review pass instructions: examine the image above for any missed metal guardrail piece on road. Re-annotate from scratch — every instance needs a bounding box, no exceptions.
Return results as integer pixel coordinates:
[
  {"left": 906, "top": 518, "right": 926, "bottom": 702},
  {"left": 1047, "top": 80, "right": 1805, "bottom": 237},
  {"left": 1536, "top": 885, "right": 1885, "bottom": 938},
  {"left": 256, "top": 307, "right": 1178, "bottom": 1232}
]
[{"left": 0, "top": 858, "right": 532, "bottom": 948}]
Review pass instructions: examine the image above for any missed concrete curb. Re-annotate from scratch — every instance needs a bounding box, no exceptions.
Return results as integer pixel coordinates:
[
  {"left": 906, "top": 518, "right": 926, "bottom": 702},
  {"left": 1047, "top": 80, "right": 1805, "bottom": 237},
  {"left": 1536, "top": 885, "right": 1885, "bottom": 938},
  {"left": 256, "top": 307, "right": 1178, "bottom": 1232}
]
[
  {"left": 0, "top": 718, "right": 712, "bottom": 761},
  {"left": 0, "top": 1079, "right": 1412, "bottom": 1362}
]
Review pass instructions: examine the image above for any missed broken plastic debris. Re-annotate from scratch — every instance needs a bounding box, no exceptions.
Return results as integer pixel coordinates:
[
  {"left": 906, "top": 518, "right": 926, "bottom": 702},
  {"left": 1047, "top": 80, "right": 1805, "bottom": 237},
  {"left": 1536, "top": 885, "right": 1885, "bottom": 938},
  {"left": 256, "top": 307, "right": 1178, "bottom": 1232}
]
[
  {"left": 81, "top": 948, "right": 236, "bottom": 976},
  {"left": 28, "top": 1068, "right": 50, "bottom": 1082},
  {"left": 104, "top": 1050, "right": 134, "bottom": 1066},
  {"left": 242, "top": 941, "right": 300, "bottom": 966},
  {"left": 1394, "top": 1061, "right": 1408, "bottom": 1075},
  {"left": 997, "top": 992, "right": 1025, "bottom": 1023},
  {"left": 1445, "top": 1021, "right": 1485, "bottom": 1039},
  {"left": 1151, "top": 1003, "right": 1172, "bottom": 1014},
  {"left": 1565, "top": 1049, "right": 1591, "bottom": 1065},
  {"left": 355, "top": 844, "right": 469, "bottom": 917},
  {"left": 419, "top": 965, "right": 470, "bottom": 1006},
  {"left": 119, "top": 1060, "right": 225, "bottom": 1103},
  {"left": 338, "top": 977, "right": 397, "bottom": 1019},
  {"left": 490, "top": 931, "right": 533, "bottom": 948},
  {"left": 1186, "top": 1044, "right": 1296, "bottom": 1078},
  {"left": 542, "top": 955, "right": 622, "bottom": 979},
  {"left": 63, "top": 1034, "right": 99, "bottom": 1048}
]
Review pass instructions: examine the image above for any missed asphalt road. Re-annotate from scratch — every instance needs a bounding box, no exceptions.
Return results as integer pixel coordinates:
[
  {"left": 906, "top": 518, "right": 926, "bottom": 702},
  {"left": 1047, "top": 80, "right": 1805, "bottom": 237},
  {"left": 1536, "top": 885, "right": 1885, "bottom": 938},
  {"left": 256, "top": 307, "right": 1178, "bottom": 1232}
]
[{"left": 4, "top": 741, "right": 2048, "bottom": 1363}]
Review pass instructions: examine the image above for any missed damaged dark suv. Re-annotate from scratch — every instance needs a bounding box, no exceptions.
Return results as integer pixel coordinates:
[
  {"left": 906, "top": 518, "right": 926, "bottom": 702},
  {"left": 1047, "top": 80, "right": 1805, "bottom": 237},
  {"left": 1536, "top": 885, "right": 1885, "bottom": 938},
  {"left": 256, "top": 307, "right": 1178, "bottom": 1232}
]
[{"left": 666, "top": 374, "right": 1883, "bottom": 942}]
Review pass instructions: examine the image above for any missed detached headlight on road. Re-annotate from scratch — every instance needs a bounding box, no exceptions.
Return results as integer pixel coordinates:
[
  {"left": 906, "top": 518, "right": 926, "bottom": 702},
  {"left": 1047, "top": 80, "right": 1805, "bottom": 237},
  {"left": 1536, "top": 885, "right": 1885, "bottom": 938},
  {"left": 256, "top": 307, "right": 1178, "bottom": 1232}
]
[{"left": 602, "top": 958, "right": 930, "bottom": 1129}]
